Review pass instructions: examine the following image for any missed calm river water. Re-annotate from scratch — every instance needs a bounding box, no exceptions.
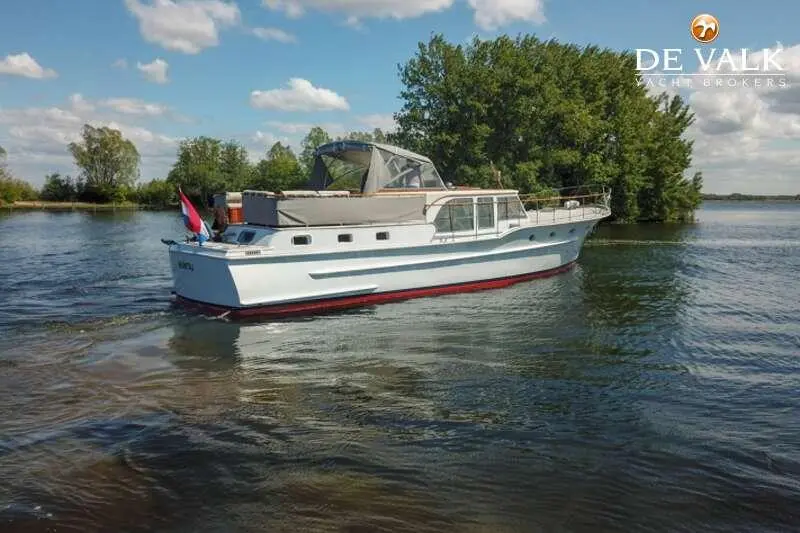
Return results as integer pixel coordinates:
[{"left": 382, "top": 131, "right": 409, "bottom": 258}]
[{"left": 0, "top": 202, "right": 798, "bottom": 532}]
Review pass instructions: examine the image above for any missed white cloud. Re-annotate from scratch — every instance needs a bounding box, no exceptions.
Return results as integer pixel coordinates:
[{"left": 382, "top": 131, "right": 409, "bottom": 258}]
[
  {"left": 640, "top": 73, "right": 685, "bottom": 101},
  {"left": 672, "top": 43, "right": 800, "bottom": 194},
  {"left": 250, "top": 78, "right": 349, "bottom": 112},
  {"left": 0, "top": 95, "right": 179, "bottom": 184},
  {"left": 251, "top": 27, "right": 297, "bottom": 43},
  {"left": 262, "top": 0, "right": 303, "bottom": 18},
  {"left": 265, "top": 121, "right": 344, "bottom": 135},
  {"left": 467, "top": 0, "right": 545, "bottom": 29},
  {"left": 356, "top": 113, "right": 397, "bottom": 132},
  {"left": 247, "top": 130, "right": 295, "bottom": 161},
  {"left": 7, "top": 125, "right": 79, "bottom": 148},
  {"left": 124, "top": 0, "right": 241, "bottom": 54},
  {"left": 263, "top": 118, "right": 396, "bottom": 137},
  {"left": 261, "top": 0, "right": 547, "bottom": 29},
  {"left": 0, "top": 52, "right": 57, "bottom": 79},
  {"left": 261, "top": 0, "right": 453, "bottom": 23},
  {"left": 344, "top": 15, "right": 365, "bottom": 30},
  {"left": 137, "top": 58, "right": 170, "bottom": 84},
  {"left": 0, "top": 107, "right": 83, "bottom": 129},
  {"left": 99, "top": 98, "right": 170, "bottom": 116},
  {"left": 104, "top": 122, "right": 176, "bottom": 146},
  {"left": 252, "top": 130, "right": 291, "bottom": 147},
  {"left": 689, "top": 90, "right": 765, "bottom": 136},
  {"left": 1, "top": 108, "right": 84, "bottom": 150},
  {"left": 69, "top": 94, "right": 96, "bottom": 114}
]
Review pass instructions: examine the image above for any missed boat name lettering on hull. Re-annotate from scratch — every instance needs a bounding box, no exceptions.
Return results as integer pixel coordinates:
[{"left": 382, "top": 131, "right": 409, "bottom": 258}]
[{"left": 177, "top": 260, "right": 194, "bottom": 271}]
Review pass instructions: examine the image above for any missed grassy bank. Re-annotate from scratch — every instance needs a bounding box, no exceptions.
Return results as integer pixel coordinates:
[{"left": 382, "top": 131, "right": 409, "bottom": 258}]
[{"left": 2, "top": 201, "right": 174, "bottom": 212}]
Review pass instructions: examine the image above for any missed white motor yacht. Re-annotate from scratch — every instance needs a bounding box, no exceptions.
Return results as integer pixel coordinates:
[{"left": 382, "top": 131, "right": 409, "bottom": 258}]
[{"left": 165, "top": 140, "right": 611, "bottom": 318}]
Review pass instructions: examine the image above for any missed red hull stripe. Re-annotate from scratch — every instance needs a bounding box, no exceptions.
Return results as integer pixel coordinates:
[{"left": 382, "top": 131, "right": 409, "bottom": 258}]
[{"left": 175, "top": 261, "right": 576, "bottom": 318}]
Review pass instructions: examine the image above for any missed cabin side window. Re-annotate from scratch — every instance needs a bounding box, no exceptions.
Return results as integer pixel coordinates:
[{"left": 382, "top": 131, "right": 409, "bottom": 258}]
[
  {"left": 292, "top": 235, "right": 312, "bottom": 246},
  {"left": 338, "top": 233, "right": 353, "bottom": 243},
  {"left": 433, "top": 205, "right": 451, "bottom": 233},
  {"left": 497, "top": 196, "right": 526, "bottom": 221},
  {"left": 477, "top": 197, "right": 495, "bottom": 229},
  {"left": 376, "top": 231, "right": 390, "bottom": 241},
  {"left": 434, "top": 198, "right": 475, "bottom": 233}
]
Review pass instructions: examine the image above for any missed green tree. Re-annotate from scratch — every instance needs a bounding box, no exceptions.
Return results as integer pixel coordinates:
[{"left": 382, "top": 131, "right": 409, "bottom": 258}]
[
  {"left": 0, "top": 145, "right": 39, "bottom": 204},
  {"left": 393, "top": 34, "right": 703, "bottom": 222},
  {"left": 250, "top": 142, "right": 304, "bottom": 192},
  {"left": 219, "top": 141, "right": 253, "bottom": 191},
  {"left": 135, "top": 179, "right": 176, "bottom": 208},
  {"left": 167, "top": 137, "right": 253, "bottom": 203},
  {"left": 339, "top": 128, "right": 389, "bottom": 144},
  {"left": 68, "top": 124, "right": 140, "bottom": 203},
  {"left": 0, "top": 145, "right": 7, "bottom": 184},
  {"left": 299, "top": 126, "right": 332, "bottom": 174},
  {"left": 40, "top": 172, "right": 78, "bottom": 201},
  {"left": 167, "top": 136, "right": 222, "bottom": 201},
  {"left": 637, "top": 94, "right": 701, "bottom": 222}
]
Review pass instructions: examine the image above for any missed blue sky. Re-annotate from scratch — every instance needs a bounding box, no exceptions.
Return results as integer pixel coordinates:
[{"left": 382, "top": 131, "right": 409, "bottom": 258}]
[{"left": 1, "top": 0, "right": 799, "bottom": 193}]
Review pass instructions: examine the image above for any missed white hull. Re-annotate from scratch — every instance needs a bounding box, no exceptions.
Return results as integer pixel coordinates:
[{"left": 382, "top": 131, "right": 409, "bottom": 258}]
[{"left": 168, "top": 217, "right": 599, "bottom": 317}]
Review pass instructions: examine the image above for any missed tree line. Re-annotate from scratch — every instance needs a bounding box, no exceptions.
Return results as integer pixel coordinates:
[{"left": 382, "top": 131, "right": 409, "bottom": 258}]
[
  {"left": 163, "top": 126, "right": 389, "bottom": 207},
  {"left": 0, "top": 125, "right": 388, "bottom": 208},
  {"left": 2, "top": 34, "right": 716, "bottom": 222}
]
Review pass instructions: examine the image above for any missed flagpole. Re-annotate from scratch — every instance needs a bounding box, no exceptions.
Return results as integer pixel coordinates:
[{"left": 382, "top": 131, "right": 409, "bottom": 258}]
[{"left": 178, "top": 186, "right": 210, "bottom": 246}]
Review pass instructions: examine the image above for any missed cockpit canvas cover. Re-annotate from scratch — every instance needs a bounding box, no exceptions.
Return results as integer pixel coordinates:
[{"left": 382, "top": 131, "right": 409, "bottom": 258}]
[{"left": 308, "top": 141, "right": 445, "bottom": 194}]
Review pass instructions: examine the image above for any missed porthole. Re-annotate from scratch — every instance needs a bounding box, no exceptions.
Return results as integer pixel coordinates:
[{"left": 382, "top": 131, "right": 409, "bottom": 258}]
[
  {"left": 338, "top": 233, "right": 353, "bottom": 243},
  {"left": 376, "top": 231, "right": 389, "bottom": 241},
  {"left": 292, "top": 235, "right": 311, "bottom": 246},
  {"left": 529, "top": 234, "right": 536, "bottom": 241},
  {"left": 549, "top": 231, "right": 556, "bottom": 238},
  {"left": 569, "top": 228, "right": 576, "bottom": 234}
]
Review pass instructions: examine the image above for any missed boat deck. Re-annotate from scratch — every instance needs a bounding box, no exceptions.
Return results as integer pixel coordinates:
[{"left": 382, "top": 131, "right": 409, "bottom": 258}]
[{"left": 526, "top": 204, "right": 611, "bottom": 225}]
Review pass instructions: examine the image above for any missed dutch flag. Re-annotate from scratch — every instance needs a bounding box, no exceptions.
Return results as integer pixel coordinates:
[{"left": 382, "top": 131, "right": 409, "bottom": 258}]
[{"left": 178, "top": 188, "right": 211, "bottom": 245}]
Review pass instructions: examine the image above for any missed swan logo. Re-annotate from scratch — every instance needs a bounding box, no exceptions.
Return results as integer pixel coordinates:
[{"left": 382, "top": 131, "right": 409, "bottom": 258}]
[{"left": 691, "top": 14, "right": 719, "bottom": 44}]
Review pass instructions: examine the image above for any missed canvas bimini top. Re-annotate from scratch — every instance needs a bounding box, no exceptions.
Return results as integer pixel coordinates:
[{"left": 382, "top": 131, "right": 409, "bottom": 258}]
[{"left": 307, "top": 140, "right": 448, "bottom": 194}]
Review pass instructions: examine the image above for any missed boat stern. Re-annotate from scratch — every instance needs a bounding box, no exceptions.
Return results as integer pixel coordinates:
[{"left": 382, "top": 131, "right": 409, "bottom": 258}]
[{"left": 167, "top": 242, "right": 242, "bottom": 310}]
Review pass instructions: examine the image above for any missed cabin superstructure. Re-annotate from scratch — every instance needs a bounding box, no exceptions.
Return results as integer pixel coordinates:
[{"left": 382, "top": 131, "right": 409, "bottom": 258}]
[
  {"left": 228, "top": 140, "right": 607, "bottom": 238},
  {"left": 238, "top": 140, "right": 450, "bottom": 228}
]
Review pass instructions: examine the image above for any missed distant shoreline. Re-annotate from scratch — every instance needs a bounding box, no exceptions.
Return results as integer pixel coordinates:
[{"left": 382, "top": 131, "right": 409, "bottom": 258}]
[
  {"left": 702, "top": 194, "right": 800, "bottom": 202},
  {"left": 3, "top": 197, "right": 797, "bottom": 217},
  {"left": 2, "top": 201, "right": 173, "bottom": 212}
]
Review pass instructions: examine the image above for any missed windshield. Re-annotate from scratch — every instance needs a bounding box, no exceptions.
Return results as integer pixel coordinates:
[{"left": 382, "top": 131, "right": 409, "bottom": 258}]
[
  {"left": 319, "top": 154, "right": 367, "bottom": 191},
  {"left": 309, "top": 142, "right": 446, "bottom": 193},
  {"left": 377, "top": 149, "right": 445, "bottom": 190}
]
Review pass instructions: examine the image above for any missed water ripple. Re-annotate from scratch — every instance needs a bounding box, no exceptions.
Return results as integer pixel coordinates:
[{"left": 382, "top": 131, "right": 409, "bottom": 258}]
[{"left": 1, "top": 205, "right": 799, "bottom": 532}]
